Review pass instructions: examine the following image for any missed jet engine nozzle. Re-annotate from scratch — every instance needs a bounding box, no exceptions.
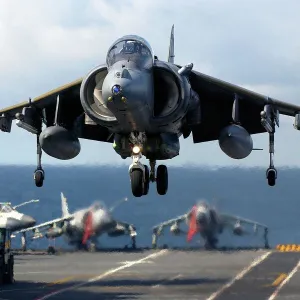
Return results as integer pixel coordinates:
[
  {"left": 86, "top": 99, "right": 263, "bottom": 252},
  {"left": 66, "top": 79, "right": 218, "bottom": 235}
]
[{"left": 218, "top": 124, "right": 253, "bottom": 159}]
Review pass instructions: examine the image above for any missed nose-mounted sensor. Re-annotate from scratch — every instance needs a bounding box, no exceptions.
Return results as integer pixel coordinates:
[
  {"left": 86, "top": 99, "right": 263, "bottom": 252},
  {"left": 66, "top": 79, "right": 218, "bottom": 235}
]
[{"left": 112, "top": 85, "right": 122, "bottom": 95}]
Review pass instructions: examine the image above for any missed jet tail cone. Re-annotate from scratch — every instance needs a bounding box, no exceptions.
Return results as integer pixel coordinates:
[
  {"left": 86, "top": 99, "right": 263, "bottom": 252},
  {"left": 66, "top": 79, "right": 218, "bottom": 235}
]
[{"left": 187, "top": 206, "right": 198, "bottom": 242}]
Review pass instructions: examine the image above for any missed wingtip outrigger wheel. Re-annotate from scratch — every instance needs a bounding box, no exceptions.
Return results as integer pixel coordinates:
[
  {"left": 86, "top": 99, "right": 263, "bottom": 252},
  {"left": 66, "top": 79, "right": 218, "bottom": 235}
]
[
  {"left": 266, "top": 167, "right": 277, "bottom": 187},
  {"left": 34, "top": 169, "right": 44, "bottom": 187},
  {"left": 260, "top": 102, "right": 279, "bottom": 187},
  {"left": 34, "top": 132, "right": 45, "bottom": 187}
]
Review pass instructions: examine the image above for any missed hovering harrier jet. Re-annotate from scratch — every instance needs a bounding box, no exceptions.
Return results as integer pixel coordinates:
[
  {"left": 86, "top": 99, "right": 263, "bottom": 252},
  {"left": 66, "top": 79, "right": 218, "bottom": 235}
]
[{"left": 0, "top": 25, "right": 300, "bottom": 197}]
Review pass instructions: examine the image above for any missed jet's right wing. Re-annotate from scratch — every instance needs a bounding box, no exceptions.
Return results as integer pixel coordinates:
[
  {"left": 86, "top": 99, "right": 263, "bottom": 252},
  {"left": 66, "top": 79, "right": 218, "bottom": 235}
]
[
  {"left": 16, "top": 215, "right": 74, "bottom": 236},
  {"left": 0, "top": 75, "right": 113, "bottom": 143},
  {"left": 152, "top": 213, "right": 189, "bottom": 234},
  {"left": 108, "top": 220, "right": 137, "bottom": 237}
]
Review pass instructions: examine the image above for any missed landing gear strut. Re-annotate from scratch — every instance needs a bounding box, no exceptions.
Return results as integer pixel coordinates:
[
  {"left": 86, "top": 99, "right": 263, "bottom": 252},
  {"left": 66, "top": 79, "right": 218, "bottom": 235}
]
[
  {"left": 261, "top": 103, "right": 279, "bottom": 187},
  {"left": 34, "top": 134, "right": 45, "bottom": 187},
  {"left": 266, "top": 132, "right": 277, "bottom": 186}
]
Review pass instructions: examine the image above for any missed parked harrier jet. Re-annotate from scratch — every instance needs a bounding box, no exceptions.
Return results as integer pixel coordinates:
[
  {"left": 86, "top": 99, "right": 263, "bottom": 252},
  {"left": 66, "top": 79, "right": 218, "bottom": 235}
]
[
  {"left": 0, "top": 200, "right": 38, "bottom": 232},
  {"left": 17, "top": 193, "right": 137, "bottom": 251},
  {"left": 1, "top": 25, "right": 300, "bottom": 197},
  {"left": 151, "top": 201, "right": 269, "bottom": 249}
]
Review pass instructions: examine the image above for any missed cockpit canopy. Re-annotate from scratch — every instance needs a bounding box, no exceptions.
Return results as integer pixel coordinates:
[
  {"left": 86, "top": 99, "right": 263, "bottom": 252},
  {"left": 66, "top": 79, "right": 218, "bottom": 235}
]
[
  {"left": 0, "top": 203, "right": 13, "bottom": 213},
  {"left": 106, "top": 35, "right": 153, "bottom": 69}
]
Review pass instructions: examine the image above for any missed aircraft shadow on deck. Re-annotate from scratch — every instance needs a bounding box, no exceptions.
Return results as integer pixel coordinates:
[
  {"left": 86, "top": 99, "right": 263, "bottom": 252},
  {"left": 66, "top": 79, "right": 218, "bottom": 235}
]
[
  {"left": 1, "top": 276, "right": 229, "bottom": 300},
  {"left": 13, "top": 244, "right": 268, "bottom": 256}
]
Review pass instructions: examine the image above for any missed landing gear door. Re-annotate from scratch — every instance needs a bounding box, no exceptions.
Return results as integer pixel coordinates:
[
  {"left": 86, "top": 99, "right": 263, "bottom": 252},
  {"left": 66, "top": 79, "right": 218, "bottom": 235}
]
[{"left": 21, "top": 107, "right": 42, "bottom": 130}]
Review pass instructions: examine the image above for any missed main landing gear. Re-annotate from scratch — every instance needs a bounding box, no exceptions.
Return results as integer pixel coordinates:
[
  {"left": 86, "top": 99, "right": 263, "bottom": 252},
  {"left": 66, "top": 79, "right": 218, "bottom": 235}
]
[
  {"left": 34, "top": 134, "right": 45, "bottom": 187},
  {"left": 129, "top": 147, "right": 168, "bottom": 197},
  {"left": 266, "top": 131, "right": 277, "bottom": 186},
  {"left": 260, "top": 103, "right": 279, "bottom": 187},
  {"left": 14, "top": 101, "right": 46, "bottom": 188}
]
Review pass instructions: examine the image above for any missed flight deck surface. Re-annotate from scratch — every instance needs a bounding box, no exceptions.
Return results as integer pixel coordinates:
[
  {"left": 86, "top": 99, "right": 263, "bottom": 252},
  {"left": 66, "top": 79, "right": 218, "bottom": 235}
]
[{"left": 1, "top": 249, "right": 300, "bottom": 300}]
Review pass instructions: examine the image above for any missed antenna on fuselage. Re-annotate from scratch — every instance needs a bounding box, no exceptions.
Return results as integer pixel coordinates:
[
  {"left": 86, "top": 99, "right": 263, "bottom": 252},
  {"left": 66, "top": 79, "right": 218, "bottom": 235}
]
[{"left": 168, "top": 24, "right": 175, "bottom": 64}]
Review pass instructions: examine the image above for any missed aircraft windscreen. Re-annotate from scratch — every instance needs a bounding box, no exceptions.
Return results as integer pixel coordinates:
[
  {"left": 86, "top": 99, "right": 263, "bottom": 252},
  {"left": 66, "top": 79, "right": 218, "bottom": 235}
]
[
  {"left": 106, "top": 39, "right": 153, "bottom": 69},
  {"left": 0, "top": 204, "right": 13, "bottom": 213}
]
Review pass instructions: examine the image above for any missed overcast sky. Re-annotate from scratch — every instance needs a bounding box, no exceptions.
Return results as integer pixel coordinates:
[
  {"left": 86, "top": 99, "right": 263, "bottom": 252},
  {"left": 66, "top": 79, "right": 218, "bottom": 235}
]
[{"left": 0, "top": 0, "right": 300, "bottom": 169}]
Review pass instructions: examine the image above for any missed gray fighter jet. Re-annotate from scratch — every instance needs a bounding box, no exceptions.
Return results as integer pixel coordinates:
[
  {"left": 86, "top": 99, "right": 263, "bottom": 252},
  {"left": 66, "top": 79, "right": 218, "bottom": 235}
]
[
  {"left": 1, "top": 25, "right": 300, "bottom": 197},
  {"left": 152, "top": 200, "right": 269, "bottom": 249},
  {"left": 17, "top": 193, "right": 137, "bottom": 251},
  {"left": 0, "top": 200, "right": 38, "bottom": 232}
]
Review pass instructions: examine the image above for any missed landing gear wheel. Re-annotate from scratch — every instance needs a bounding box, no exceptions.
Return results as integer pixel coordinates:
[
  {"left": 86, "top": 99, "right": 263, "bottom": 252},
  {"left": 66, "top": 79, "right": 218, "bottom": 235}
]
[
  {"left": 266, "top": 168, "right": 277, "bottom": 186},
  {"left": 34, "top": 169, "right": 44, "bottom": 187},
  {"left": 156, "top": 165, "right": 168, "bottom": 195},
  {"left": 88, "top": 243, "right": 96, "bottom": 252},
  {"left": 47, "top": 246, "right": 56, "bottom": 254},
  {"left": 204, "top": 237, "right": 218, "bottom": 250},
  {"left": 143, "top": 165, "right": 149, "bottom": 195},
  {"left": 130, "top": 169, "right": 144, "bottom": 197},
  {"left": 4, "top": 258, "right": 14, "bottom": 284},
  {"left": 0, "top": 268, "right": 3, "bottom": 285}
]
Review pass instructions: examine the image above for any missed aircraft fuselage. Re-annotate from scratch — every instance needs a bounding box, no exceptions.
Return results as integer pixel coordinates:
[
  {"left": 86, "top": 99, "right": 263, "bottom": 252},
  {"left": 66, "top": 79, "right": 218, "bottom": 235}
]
[{"left": 80, "top": 35, "right": 200, "bottom": 162}]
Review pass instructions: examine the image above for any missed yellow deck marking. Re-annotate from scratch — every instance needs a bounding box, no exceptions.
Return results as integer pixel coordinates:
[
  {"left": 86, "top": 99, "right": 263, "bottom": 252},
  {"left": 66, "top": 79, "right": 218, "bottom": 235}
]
[
  {"left": 271, "top": 273, "right": 287, "bottom": 286},
  {"left": 45, "top": 275, "right": 96, "bottom": 287}
]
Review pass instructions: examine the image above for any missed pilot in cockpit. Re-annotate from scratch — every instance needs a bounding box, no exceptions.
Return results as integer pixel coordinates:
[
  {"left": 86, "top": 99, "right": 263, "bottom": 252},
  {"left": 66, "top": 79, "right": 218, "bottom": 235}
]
[
  {"left": 121, "top": 41, "right": 138, "bottom": 54},
  {"left": 107, "top": 38, "right": 152, "bottom": 69}
]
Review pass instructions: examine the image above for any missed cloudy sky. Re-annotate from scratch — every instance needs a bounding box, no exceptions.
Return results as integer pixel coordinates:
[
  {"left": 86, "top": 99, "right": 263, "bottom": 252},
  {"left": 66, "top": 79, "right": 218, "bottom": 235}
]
[{"left": 0, "top": 0, "right": 300, "bottom": 168}]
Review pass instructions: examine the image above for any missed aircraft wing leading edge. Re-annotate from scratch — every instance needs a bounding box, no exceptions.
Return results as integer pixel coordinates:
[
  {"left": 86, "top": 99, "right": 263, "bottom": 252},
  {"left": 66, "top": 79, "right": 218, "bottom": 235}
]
[
  {"left": 152, "top": 213, "right": 188, "bottom": 233},
  {"left": 219, "top": 213, "right": 268, "bottom": 229},
  {"left": 0, "top": 77, "right": 113, "bottom": 143},
  {"left": 1, "top": 63, "right": 300, "bottom": 145},
  {"left": 16, "top": 215, "right": 74, "bottom": 234},
  {"left": 188, "top": 69, "right": 300, "bottom": 143}
]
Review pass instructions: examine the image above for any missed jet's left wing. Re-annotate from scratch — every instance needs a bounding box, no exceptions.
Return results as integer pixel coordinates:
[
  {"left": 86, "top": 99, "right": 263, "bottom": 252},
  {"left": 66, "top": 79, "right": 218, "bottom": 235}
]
[
  {"left": 219, "top": 213, "right": 267, "bottom": 232},
  {"left": 186, "top": 68, "right": 300, "bottom": 143},
  {"left": 0, "top": 77, "right": 113, "bottom": 143}
]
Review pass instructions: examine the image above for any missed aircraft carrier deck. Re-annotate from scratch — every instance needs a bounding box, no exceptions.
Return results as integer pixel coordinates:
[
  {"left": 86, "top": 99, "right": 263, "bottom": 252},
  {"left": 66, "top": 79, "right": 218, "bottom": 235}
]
[{"left": 2, "top": 246, "right": 300, "bottom": 300}]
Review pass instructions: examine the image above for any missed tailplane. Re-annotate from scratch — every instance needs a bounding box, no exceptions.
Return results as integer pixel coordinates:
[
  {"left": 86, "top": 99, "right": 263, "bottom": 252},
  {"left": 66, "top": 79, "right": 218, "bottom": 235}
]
[
  {"left": 168, "top": 24, "right": 175, "bottom": 63},
  {"left": 61, "top": 192, "right": 70, "bottom": 217}
]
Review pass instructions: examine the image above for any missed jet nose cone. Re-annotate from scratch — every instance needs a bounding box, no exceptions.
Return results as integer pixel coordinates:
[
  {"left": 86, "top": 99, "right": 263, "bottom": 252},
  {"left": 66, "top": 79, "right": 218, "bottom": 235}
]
[
  {"left": 197, "top": 212, "right": 207, "bottom": 226},
  {"left": 21, "top": 215, "right": 36, "bottom": 228}
]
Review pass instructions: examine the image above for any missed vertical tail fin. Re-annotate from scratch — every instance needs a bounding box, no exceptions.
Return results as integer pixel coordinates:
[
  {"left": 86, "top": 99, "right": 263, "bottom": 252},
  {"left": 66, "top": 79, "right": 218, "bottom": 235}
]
[
  {"left": 168, "top": 24, "right": 175, "bottom": 63},
  {"left": 61, "top": 192, "right": 70, "bottom": 217},
  {"left": 187, "top": 205, "right": 198, "bottom": 242}
]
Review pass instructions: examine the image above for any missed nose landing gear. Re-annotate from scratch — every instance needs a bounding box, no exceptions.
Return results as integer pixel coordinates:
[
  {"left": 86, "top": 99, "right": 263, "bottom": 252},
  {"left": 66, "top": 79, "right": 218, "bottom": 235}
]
[{"left": 129, "top": 150, "right": 168, "bottom": 197}]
